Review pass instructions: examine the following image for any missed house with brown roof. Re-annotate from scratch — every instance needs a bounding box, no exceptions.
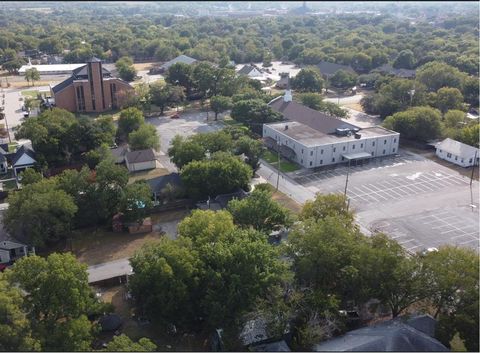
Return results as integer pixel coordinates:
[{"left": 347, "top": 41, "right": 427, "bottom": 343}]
[
  {"left": 264, "top": 89, "right": 399, "bottom": 169},
  {"left": 50, "top": 57, "right": 133, "bottom": 113},
  {"left": 125, "top": 149, "right": 157, "bottom": 172}
]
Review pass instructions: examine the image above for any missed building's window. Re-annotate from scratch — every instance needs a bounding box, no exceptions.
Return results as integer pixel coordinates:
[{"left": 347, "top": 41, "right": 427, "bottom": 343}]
[
  {"left": 384, "top": 140, "right": 387, "bottom": 145},
  {"left": 285, "top": 140, "right": 288, "bottom": 145},
  {"left": 342, "top": 156, "right": 345, "bottom": 161},
  {"left": 301, "top": 159, "right": 303, "bottom": 164},
  {"left": 394, "top": 138, "right": 397, "bottom": 143},
  {"left": 360, "top": 143, "right": 363, "bottom": 148},
  {"left": 264, "top": 129, "right": 266, "bottom": 134},
  {"left": 110, "top": 83, "right": 117, "bottom": 107},
  {"left": 343, "top": 146, "right": 346, "bottom": 151},
  {"left": 447, "top": 153, "right": 452, "bottom": 158},
  {"left": 309, "top": 161, "right": 312, "bottom": 166},
  {"left": 461, "top": 158, "right": 464, "bottom": 163},
  {"left": 301, "top": 149, "right": 304, "bottom": 154},
  {"left": 439, "top": 149, "right": 442, "bottom": 153},
  {"left": 371, "top": 152, "right": 374, "bottom": 156},
  {"left": 76, "top": 86, "right": 85, "bottom": 111},
  {"left": 469, "top": 158, "right": 473, "bottom": 163},
  {"left": 352, "top": 145, "right": 355, "bottom": 150},
  {"left": 383, "top": 149, "right": 386, "bottom": 154},
  {"left": 320, "top": 149, "right": 323, "bottom": 154},
  {"left": 310, "top": 151, "right": 313, "bottom": 156},
  {"left": 320, "top": 160, "right": 323, "bottom": 165},
  {"left": 372, "top": 141, "right": 375, "bottom": 146},
  {"left": 393, "top": 148, "right": 396, "bottom": 152},
  {"left": 332, "top": 158, "right": 335, "bottom": 162},
  {"left": 455, "top": 156, "right": 458, "bottom": 161},
  {"left": 333, "top": 147, "right": 336, "bottom": 152}
]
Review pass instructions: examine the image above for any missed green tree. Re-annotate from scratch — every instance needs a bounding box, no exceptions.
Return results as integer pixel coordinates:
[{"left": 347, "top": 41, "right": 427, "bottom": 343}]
[
  {"left": 165, "top": 62, "right": 194, "bottom": 95},
  {"left": 298, "top": 93, "right": 323, "bottom": 110},
  {"left": 19, "top": 168, "right": 42, "bottom": 185},
  {"left": 457, "top": 123, "right": 479, "bottom": 148},
  {"left": 120, "top": 181, "right": 154, "bottom": 224},
  {"left": 150, "top": 81, "right": 186, "bottom": 115},
  {"left": 168, "top": 135, "right": 206, "bottom": 169},
  {"left": 462, "top": 76, "right": 479, "bottom": 106},
  {"left": 128, "top": 123, "right": 160, "bottom": 151},
  {"left": 443, "top": 110, "right": 466, "bottom": 128},
  {"left": 392, "top": 49, "right": 416, "bottom": 69},
  {"left": 178, "top": 209, "right": 236, "bottom": 243},
  {"left": 210, "top": 95, "right": 232, "bottom": 120},
  {"left": 234, "top": 135, "right": 264, "bottom": 172},
  {"left": 104, "top": 334, "right": 157, "bottom": 352},
  {"left": 0, "top": 275, "right": 40, "bottom": 351},
  {"left": 416, "top": 61, "right": 467, "bottom": 92},
  {"left": 192, "top": 62, "right": 216, "bottom": 98},
  {"left": 435, "top": 87, "right": 464, "bottom": 114},
  {"left": 117, "top": 107, "right": 145, "bottom": 140},
  {"left": 230, "top": 99, "right": 282, "bottom": 133},
  {"left": 180, "top": 152, "right": 252, "bottom": 199},
  {"left": 4, "top": 179, "right": 77, "bottom": 246},
  {"left": 7, "top": 253, "right": 100, "bottom": 351},
  {"left": 24, "top": 67, "right": 40, "bottom": 87},
  {"left": 351, "top": 53, "right": 372, "bottom": 73},
  {"left": 227, "top": 189, "right": 292, "bottom": 233},
  {"left": 291, "top": 67, "right": 324, "bottom": 92},
  {"left": 115, "top": 56, "right": 137, "bottom": 82},
  {"left": 330, "top": 69, "right": 357, "bottom": 90},
  {"left": 383, "top": 106, "right": 443, "bottom": 142},
  {"left": 299, "top": 193, "right": 354, "bottom": 225},
  {"left": 191, "top": 130, "right": 234, "bottom": 155}
]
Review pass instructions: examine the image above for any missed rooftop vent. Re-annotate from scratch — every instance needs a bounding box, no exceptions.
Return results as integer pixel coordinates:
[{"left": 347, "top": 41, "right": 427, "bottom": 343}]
[
  {"left": 284, "top": 125, "right": 289, "bottom": 130},
  {"left": 335, "top": 128, "right": 351, "bottom": 136},
  {"left": 354, "top": 133, "right": 361, "bottom": 139}
]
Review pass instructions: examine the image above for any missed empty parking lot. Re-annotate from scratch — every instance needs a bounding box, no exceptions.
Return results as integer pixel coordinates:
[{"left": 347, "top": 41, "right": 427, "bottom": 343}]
[{"left": 289, "top": 150, "right": 479, "bottom": 251}]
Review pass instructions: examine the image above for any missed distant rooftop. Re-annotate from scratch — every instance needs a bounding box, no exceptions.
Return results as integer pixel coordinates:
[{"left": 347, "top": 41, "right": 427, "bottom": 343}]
[
  {"left": 19, "top": 63, "right": 85, "bottom": 74},
  {"left": 160, "top": 54, "right": 197, "bottom": 70}
]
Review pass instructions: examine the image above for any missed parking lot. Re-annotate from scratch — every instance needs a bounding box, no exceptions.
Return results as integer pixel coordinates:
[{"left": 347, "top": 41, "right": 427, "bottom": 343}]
[{"left": 288, "top": 150, "right": 479, "bottom": 252}]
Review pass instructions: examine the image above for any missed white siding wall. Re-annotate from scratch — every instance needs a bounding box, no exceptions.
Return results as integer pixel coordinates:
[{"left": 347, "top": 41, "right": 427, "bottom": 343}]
[
  {"left": 435, "top": 149, "right": 478, "bottom": 167},
  {"left": 0, "top": 249, "right": 11, "bottom": 264},
  {"left": 126, "top": 160, "right": 157, "bottom": 172},
  {"left": 263, "top": 125, "right": 400, "bottom": 169}
]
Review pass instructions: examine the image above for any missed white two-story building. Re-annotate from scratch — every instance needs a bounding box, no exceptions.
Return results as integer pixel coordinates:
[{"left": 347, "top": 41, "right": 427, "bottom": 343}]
[{"left": 264, "top": 90, "right": 400, "bottom": 169}]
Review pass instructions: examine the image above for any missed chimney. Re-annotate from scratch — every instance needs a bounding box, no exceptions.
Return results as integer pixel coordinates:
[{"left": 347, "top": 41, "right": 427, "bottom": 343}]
[{"left": 283, "top": 76, "right": 292, "bottom": 102}]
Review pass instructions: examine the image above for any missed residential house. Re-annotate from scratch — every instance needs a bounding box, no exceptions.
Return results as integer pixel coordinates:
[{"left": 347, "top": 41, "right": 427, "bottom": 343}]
[
  {"left": 125, "top": 149, "right": 157, "bottom": 172},
  {"left": 159, "top": 54, "right": 197, "bottom": 73},
  {"left": 0, "top": 154, "right": 7, "bottom": 174},
  {"left": 50, "top": 57, "right": 133, "bottom": 113},
  {"left": 145, "top": 172, "right": 183, "bottom": 204},
  {"left": 10, "top": 145, "right": 36, "bottom": 177},
  {"left": 196, "top": 189, "right": 249, "bottom": 210},
  {"left": 239, "top": 317, "right": 291, "bottom": 352},
  {"left": 0, "top": 240, "right": 35, "bottom": 265},
  {"left": 19, "top": 62, "right": 85, "bottom": 76},
  {"left": 315, "top": 61, "right": 356, "bottom": 79},
  {"left": 313, "top": 314, "right": 448, "bottom": 352},
  {"left": 275, "top": 73, "right": 290, "bottom": 89},
  {"left": 435, "top": 138, "right": 479, "bottom": 167},
  {"left": 265, "top": 90, "right": 399, "bottom": 169},
  {"left": 237, "top": 64, "right": 263, "bottom": 78},
  {"left": 373, "top": 64, "right": 416, "bottom": 79}
]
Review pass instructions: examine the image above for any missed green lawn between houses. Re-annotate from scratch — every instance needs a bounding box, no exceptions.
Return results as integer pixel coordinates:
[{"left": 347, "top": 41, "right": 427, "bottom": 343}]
[{"left": 262, "top": 149, "right": 300, "bottom": 172}]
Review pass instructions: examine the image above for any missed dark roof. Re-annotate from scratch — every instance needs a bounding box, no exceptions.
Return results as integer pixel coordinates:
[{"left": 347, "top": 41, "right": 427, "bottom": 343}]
[
  {"left": 0, "top": 144, "right": 9, "bottom": 154},
  {"left": 252, "top": 340, "right": 291, "bottom": 352},
  {"left": 276, "top": 75, "right": 289, "bottom": 87},
  {"left": 316, "top": 61, "right": 356, "bottom": 76},
  {"left": 0, "top": 240, "right": 26, "bottom": 250},
  {"left": 238, "top": 65, "right": 259, "bottom": 75},
  {"left": 110, "top": 145, "right": 128, "bottom": 159},
  {"left": 51, "top": 75, "right": 76, "bottom": 94},
  {"left": 215, "top": 188, "right": 249, "bottom": 209},
  {"left": 375, "top": 64, "right": 416, "bottom": 78},
  {"left": 406, "top": 315, "right": 437, "bottom": 337},
  {"left": 125, "top": 149, "right": 156, "bottom": 164},
  {"left": 88, "top": 56, "right": 102, "bottom": 63},
  {"left": 269, "top": 96, "right": 359, "bottom": 134},
  {"left": 51, "top": 63, "right": 111, "bottom": 94},
  {"left": 99, "top": 314, "right": 122, "bottom": 332},
  {"left": 11, "top": 145, "right": 36, "bottom": 166},
  {"left": 0, "top": 154, "right": 5, "bottom": 163},
  {"left": 313, "top": 315, "right": 449, "bottom": 352},
  {"left": 146, "top": 173, "right": 182, "bottom": 193}
]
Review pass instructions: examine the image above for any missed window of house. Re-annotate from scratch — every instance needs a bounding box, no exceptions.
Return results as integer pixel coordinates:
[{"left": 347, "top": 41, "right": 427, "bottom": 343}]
[
  {"left": 372, "top": 141, "right": 375, "bottom": 146},
  {"left": 360, "top": 143, "right": 363, "bottom": 148},
  {"left": 394, "top": 138, "right": 397, "bottom": 143},
  {"left": 342, "top": 156, "right": 345, "bottom": 161},
  {"left": 343, "top": 146, "right": 346, "bottom": 151},
  {"left": 461, "top": 158, "right": 464, "bottom": 163},
  {"left": 371, "top": 152, "right": 374, "bottom": 156},
  {"left": 393, "top": 148, "right": 396, "bottom": 152},
  {"left": 320, "top": 149, "right": 323, "bottom": 154},
  {"left": 309, "top": 161, "right": 313, "bottom": 166},
  {"left": 383, "top": 149, "right": 386, "bottom": 154},
  {"left": 332, "top": 158, "right": 335, "bottom": 162},
  {"left": 333, "top": 147, "right": 336, "bottom": 152},
  {"left": 310, "top": 151, "right": 313, "bottom": 156},
  {"left": 455, "top": 156, "right": 458, "bottom": 161},
  {"left": 447, "top": 153, "right": 452, "bottom": 158},
  {"left": 264, "top": 129, "right": 266, "bottom": 134},
  {"left": 384, "top": 140, "right": 387, "bottom": 145},
  {"left": 301, "top": 149, "right": 304, "bottom": 154},
  {"left": 469, "top": 158, "right": 473, "bottom": 163},
  {"left": 439, "top": 149, "right": 442, "bottom": 153},
  {"left": 301, "top": 159, "right": 303, "bottom": 164},
  {"left": 352, "top": 145, "right": 355, "bottom": 150},
  {"left": 320, "top": 160, "right": 323, "bottom": 165}
]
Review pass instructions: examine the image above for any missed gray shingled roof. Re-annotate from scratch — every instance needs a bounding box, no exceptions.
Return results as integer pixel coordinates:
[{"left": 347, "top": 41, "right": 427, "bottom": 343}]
[
  {"left": 316, "top": 61, "right": 356, "bottom": 76},
  {"left": 11, "top": 145, "right": 36, "bottom": 166},
  {"left": 146, "top": 173, "right": 182, "bottom": 193},
  {"left": 125, "top": 149, "right": 156, "bottom": 164},
  {"left": 51, "top": 64, "right": 111, "bottom": 94},
  {"left": 160, "top": 54, "right": 197, "bottom": 70},
  {"left": 269, "top": 96, "right": 359, "bottom": 134},
  {"left": 375, "top": 64, "right": 416, "bottom": 78},
  {"left": 313, "top": 315, "right": 448, "bottom": 352},
  {"left": 238, "top": 65, "right": 260, "bottom": 75},
  {"left": 436, "top": 138, "right": 479, "bottom": 157}
]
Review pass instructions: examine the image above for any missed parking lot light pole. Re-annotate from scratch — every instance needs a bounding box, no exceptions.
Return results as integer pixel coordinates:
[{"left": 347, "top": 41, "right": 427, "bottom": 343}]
[
  {"left": 276, "top": 142, "right": 282, "bottom": 191},
  {"left": 344, "top": 158, "right": 351, "bottom": 197}
]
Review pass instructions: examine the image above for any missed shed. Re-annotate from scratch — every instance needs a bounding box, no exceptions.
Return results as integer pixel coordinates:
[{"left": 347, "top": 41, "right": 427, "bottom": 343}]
[
  {"left": 435, "top": 138, "right": 479, "bottom": 167},
  {"left": 125, "top": 149, "right": 157, "bottom": 172}
]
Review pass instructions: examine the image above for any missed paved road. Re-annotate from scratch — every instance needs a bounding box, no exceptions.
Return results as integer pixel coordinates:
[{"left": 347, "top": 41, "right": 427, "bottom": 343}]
[{"left": 87, "top": 258, "right": 132, "bottom": 283}]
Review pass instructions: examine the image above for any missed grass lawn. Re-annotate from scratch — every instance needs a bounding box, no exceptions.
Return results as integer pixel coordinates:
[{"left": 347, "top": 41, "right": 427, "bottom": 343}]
[
  {"left": 21, "top": 90, "right": 40, "bottom": 98},
  {"left": 262, "top": 149, "right": 278, "bottom": 163},
  {"left": 2, "top": 179, "right": 17, "bottom": 190},
  {"left": 222, "top": 116, "right": 243, "bottom": 126},
  {"left": 272, "top": 190, "right": 301, "bottom": 214},
  {"left": 262, "top": 150, "right": 301, "bottom": 172},
  {"left": 128, "top": 165, "right": 170, "bottom": 184}
]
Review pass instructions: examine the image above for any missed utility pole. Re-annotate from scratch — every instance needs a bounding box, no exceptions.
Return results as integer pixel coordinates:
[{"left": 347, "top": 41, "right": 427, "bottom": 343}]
[
  {"left": 344, "top": 158, "right": 352, "bottom": 197},
  {"left": 276, "top": 142, "right": 281, "bottom": 191},
  {"left": 471, "top": 150, "right": 478, "bottom": 186}
]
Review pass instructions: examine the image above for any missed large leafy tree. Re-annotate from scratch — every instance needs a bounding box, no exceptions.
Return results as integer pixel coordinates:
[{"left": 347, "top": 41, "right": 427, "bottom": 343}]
[
  {"left": 299, "top": 193, "right": 354, "bottom": 225},
  {"left": 0, "top": 275, "right": 40, "bottom": 351},
  {"left": 291, "top": 67, "right": 324, "bottom": 92},
  {"left": 24, "top": 67, "right": 40, "bottom": 87},
  {"left": 234, "top": 135, "right": 264, "bottom": 172},
  {"left": 231, "top": 99, "right": 282, "bottom": 133},
  {"left": 383, "top": 106, "right": 443, "bottom": 142},
  {"left": 165, "top": 62, "right": 194, "bottom": 95},
  {"left": 330, "top": 69, "right": 357, "bottom": 90},
  {"left": 149, "top": 81, "right": 186, "bottom": 114},
  {"left": 104, "top": 334, "right": 157, "bottom": 352},
  {"left": 180, "top": 152, "right": 252, "bottom": 199},
  {"left": 168, "top": 135, "right": 206, "bottom": 169},
  {"left": 416, "top": 61, "right": 467, "bottom": 92},
  {"left": 115, "top": 56, "right": 137, "bottom": 82},
  {"left": 210, "top": 95, "right": 232, "bottom": 120},
  {"left": 6, "top": 253, "right": 101, "bottom": 351},
  {"left": 128, "top": 123, "right": 160, "bottom": 151},
  {"left": 116, "top": 107, "right": 145, "bottom": 141},
  {"left": 227, "top": 189, "right": 292, "bottom": 233},
  {"left": 434, "top": 87, "right": 464, "bottom": 114},
  {"left": 392, "top": 49, "right": 416, "bottom": 69},
  {"left": 4, "top": 179, "right": 77, "bottom": 247}
]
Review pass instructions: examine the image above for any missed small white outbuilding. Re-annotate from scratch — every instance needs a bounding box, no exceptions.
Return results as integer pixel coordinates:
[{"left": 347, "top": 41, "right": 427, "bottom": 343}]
[{"left": 435, "top": 138, "right": 479, "bottom": 168}]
